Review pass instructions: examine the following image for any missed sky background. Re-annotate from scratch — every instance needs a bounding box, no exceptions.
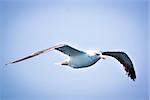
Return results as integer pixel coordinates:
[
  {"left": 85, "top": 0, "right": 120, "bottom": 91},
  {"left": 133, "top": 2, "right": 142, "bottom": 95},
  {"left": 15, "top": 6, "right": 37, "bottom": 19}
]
[{"left": 0, "top": 0, "right": 149, "bottom": 100}]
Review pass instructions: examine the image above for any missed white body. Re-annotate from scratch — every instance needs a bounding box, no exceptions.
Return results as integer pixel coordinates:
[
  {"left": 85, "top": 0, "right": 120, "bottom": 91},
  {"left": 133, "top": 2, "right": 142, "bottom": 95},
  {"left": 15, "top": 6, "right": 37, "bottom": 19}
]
[{"left": 67, "top": 53, "right": 101, "bottom": 68}]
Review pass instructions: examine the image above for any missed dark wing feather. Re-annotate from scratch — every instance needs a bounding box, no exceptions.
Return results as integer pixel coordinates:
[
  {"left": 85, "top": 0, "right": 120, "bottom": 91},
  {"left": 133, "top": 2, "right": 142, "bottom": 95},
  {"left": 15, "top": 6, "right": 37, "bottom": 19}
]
[
  {"left": 6, "top": 44, "right": 85, "bottom": 65},
  {"left": 55, "top": 45, "right": 85, "bottom": 56},
  {"left": 5, "top": 44, "right": 65, "bottom": 65},
  {"left": 102, "top": 51, "right": 136, "bottom": 81}
]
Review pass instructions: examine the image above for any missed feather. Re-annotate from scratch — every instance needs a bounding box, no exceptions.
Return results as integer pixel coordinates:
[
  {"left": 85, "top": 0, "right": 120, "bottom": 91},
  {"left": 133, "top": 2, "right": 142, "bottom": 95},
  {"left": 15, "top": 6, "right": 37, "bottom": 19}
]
[{"left": 102, "top": 51, "right": 136, "bottom": 81}]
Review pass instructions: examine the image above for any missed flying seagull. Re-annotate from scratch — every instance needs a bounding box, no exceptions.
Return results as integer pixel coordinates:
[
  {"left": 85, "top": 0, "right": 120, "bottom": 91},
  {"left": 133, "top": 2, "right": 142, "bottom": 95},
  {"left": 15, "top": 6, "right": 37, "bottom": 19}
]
[{"left": 6, "top": 44, "right": 136, "bottom": 81}]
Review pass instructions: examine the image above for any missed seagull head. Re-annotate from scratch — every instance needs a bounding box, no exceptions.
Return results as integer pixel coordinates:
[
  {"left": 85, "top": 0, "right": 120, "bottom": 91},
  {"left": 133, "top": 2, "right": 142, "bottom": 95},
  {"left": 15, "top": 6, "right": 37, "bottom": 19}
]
[
  {"left": 86, "top": 50, "right": 101, "bottom": 56},
  {"left": 86, "top": 50, "right": 107, "bottom": 60}
]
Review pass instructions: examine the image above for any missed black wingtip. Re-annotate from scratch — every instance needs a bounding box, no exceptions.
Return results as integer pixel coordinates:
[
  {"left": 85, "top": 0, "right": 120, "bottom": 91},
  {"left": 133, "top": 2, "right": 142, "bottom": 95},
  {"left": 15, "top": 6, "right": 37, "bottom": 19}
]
[
  {"left": 5, "top": 62, "right": 12, "bottom": 66},
  {"left": 124, "top": 66, "right": 136, "bottom": 81},
  {"left": 5, "top": 61, "right": 16, "bottom": 65}
]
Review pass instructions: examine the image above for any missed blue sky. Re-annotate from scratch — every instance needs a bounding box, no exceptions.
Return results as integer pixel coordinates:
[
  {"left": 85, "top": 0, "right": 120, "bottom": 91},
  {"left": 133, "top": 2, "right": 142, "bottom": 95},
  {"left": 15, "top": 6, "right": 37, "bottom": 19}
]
[{"left": 0, "top": 0, "right": 149, "bottom": 100}]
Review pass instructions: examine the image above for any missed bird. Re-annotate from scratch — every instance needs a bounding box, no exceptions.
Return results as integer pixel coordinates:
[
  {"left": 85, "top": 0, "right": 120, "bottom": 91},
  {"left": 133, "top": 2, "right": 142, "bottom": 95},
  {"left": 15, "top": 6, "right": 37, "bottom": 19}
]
[{"left": 6, "top": 44, "right": 136, "bottom": 81}]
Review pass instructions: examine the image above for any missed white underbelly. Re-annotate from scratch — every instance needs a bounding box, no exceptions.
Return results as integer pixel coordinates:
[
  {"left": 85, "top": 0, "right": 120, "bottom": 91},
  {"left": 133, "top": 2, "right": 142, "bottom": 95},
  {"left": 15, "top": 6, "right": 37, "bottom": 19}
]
[{"left": 69, "top": 54, "right": 100, "bottom": 68}]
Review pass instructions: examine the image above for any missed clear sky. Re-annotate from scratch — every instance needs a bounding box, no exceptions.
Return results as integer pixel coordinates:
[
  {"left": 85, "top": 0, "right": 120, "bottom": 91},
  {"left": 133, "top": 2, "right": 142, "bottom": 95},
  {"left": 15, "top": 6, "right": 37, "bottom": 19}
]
[{"left": 0, "top": 0, "right": 149, "bottom": 100}]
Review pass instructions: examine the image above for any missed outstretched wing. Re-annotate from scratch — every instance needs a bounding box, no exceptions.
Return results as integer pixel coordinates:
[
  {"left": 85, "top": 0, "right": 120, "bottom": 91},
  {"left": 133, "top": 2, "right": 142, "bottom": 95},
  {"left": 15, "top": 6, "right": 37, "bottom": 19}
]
[
  {"left": 6, "top": 44, "right": 85, "bottom": 65},
  {"left": 54, "top": 44, "right": 85, "bottom": 56},
  {"left": 102, "top": 51, "right": 136, "bottom": 81}
]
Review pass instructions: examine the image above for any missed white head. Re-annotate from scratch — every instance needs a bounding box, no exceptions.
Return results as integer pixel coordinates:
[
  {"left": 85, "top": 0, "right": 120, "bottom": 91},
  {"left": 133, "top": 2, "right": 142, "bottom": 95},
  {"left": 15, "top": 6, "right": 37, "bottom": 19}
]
[
  {"left": 86, "top": 50, "right": 101, "bottom": 56},
  {"left": 86, "top": 50, "right": 106, "bottom": 59}
]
